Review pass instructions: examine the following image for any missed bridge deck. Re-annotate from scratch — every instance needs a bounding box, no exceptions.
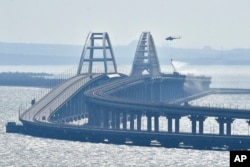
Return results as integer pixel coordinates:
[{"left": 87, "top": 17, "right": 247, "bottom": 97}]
[
  {"left": 85, "top": 76, "right": 250, "bottom": 119},
  {"left": 16, "top": 74, "right": 250, "bottom": 150},
  {"left": 20, "top": 74, "right": 100, "bottom": 123},
  {"left": 10, "top": 31, "right": 250, "bottom": 150}
]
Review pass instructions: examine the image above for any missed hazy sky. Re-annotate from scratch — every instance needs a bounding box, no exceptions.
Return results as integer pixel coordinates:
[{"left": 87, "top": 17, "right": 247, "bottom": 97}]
[{"left": 1, "top": 0, "right": 250, "bottom": 49}]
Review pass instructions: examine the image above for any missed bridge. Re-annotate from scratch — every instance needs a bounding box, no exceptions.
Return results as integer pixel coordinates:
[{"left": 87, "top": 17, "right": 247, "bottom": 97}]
[{"left": 6, "top": 32, "right": 250, "bottom": 150}]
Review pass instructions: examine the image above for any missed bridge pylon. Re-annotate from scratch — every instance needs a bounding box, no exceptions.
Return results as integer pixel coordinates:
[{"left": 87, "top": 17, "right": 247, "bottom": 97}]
[
  {"left": 77, "top": 32, "right": 118, "bottom": 75},
  {"left": 130, "top": 32, "right": 161, "bottom": 77}
]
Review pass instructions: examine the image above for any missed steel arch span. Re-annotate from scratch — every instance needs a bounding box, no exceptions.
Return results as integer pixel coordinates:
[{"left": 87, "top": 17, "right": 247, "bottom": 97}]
[
  {"left": 130, "top": 32, "right": 161, "bottom": 77},
  {"left": 77, "top": 32, "right": 118, "bottom": 75}
]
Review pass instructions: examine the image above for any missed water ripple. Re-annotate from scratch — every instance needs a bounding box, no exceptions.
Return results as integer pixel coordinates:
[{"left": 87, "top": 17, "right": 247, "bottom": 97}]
[{"left": 2, "top": 82, "right": 247, "bottom": 167}]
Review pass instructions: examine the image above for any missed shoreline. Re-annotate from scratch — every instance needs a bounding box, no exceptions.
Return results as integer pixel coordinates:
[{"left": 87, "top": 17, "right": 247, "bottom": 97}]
[{"left": 0, "top": 72, "right": 62, "bottom": 88}]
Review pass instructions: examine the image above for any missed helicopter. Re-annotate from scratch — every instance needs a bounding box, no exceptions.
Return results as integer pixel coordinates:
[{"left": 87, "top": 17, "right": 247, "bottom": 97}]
[
  {"left": 165, "top": 36, "right": 181, "bottom": 74},
  {"left": 165, "top": 36, "right": 181, "bottom": 41}
]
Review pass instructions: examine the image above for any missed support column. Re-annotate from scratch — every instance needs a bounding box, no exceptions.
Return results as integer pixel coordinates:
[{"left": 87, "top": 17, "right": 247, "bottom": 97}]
[
  {"left": 87, "top": 104, "right": 94, "bottom": 126},
  {"left": 191, "top": 117, "right": 197, "bottom": 134},
  {"left": 226, "top": 118, "right": 234, "bottom": 135},
  {"left": 198, "top": 117, "right": 206, "bottom": 134},
  {"left": 111, "top": 111, "right": 116, "bottom": 129},
  {"left": 154, "top": 114, "right": 159, "bottom": 132},
  {"left": 130, "top": 113, "right": 135, "bottom": 130},
  {"left": 227, "top": 122, "right": 232, "bottom": 136},
  {"left": 122, "top": 111, "right": 127, "bottom": 130},
  {"left": 175, "top": 117, "right": 180, "bottom": 133},
  {"left": 167, "top": 116, "right": 173, "bottom": 133},
  {"left": 146, "top": 113, "right": 152, "bottom": 132},
  {"left": 216, "top": 117, "right": 234, "bottom": 135},
  {"left": 166, "top": 114, "right": 181, "bottom": 133},
  {"left": 115, "top": 112, "right": 120, "bottom": 129},
  {"left": 99, "top": 110, "right": 104, "bottom": 127},
  {"left": 218, "top": 120, "right": 224, "bottom": 135},
  {"left": 103, "top": 111, "right": 109, "bottom": 128},
  {"left": 137, "top": 113, "right": 142, "bottom": 131},
  {"left": 189, "top": 115, "right": 207, "bottom": 134},
  {"left": 92, "top": 106, "right": 101, "bottom": 126},
  {"left": 94, "top": 109, "right": 101, "bottom": 127}
]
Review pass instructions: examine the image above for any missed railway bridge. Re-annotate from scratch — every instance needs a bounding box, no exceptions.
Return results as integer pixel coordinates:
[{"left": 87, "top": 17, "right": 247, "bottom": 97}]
[{"left": 6, "top": 32, "right": 250, "bottom": 150}]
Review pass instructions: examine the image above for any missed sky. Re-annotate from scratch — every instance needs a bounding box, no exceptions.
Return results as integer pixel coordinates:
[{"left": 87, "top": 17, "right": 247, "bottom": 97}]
[{"left": 0, "top": 0, "right": 250, "bottom": 49}]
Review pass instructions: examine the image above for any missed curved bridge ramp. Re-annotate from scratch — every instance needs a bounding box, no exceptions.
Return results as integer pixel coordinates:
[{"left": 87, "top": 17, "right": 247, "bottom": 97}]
[
  {"left": 85, "top": 76, "right": 250, "bottom": 119},
  {"left": 20, "top": 74, "right": 100, "bottom": 124}
]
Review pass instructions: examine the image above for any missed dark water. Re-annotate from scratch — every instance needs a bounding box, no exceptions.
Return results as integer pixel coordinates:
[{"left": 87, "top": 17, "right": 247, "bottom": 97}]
[{"left": 1, "top": 65, "right": 250, "bottom": 166}]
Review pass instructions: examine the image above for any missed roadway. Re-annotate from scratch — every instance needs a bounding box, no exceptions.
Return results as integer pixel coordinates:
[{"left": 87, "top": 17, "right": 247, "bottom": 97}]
[
  {"left": 85, "top": 76, "right": 250, "bottom": 120},
  {"left": 14, "top": 73, "right": 250, "bottom": 150},
  {"left": 20, "top": 74, "right": 250, "bottom": 125},
  {"left": 20, "top": 74, "right": 101, "bottom": 124}
]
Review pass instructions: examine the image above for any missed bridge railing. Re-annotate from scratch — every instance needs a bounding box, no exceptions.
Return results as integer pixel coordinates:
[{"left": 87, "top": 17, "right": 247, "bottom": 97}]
[
  {"left": 189, "top": 101, "right": 250, "bottom": 111},
  {"left": 18, "top": 65, "right": 131, "bottom": 121},
  {"left": 18, "top": 66, "right": 79, "bottom": 118},
  {"left": 45, "top": 75, "right": 93, "bottom": 119}
]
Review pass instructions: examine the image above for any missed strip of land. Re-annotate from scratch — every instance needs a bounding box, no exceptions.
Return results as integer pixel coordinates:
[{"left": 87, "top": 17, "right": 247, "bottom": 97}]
[{"left": 0, "top": 72, "right": 62, "bottom": 87}]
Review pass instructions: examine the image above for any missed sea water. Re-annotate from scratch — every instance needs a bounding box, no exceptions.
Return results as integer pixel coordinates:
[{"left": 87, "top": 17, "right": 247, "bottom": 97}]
[{"left": 1, "top": 65, "right": 250, "bottom": 166}]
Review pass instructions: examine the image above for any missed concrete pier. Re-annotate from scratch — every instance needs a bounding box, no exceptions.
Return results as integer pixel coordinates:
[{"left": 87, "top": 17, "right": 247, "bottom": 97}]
[
  {"left": 189, "top": 115, "right": 207, "bottom": 134},
  {"left": 216, "top": 117, "right": 234, "bottom": 135}
]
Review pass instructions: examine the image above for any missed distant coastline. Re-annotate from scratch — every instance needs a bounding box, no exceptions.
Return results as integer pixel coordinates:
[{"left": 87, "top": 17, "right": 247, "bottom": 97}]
[
  {"left": 0, "top": 72, "right": 61, "bottom": 87},
  {"left": 1, "top": 42, "right": 250, "bottom": 65}
]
